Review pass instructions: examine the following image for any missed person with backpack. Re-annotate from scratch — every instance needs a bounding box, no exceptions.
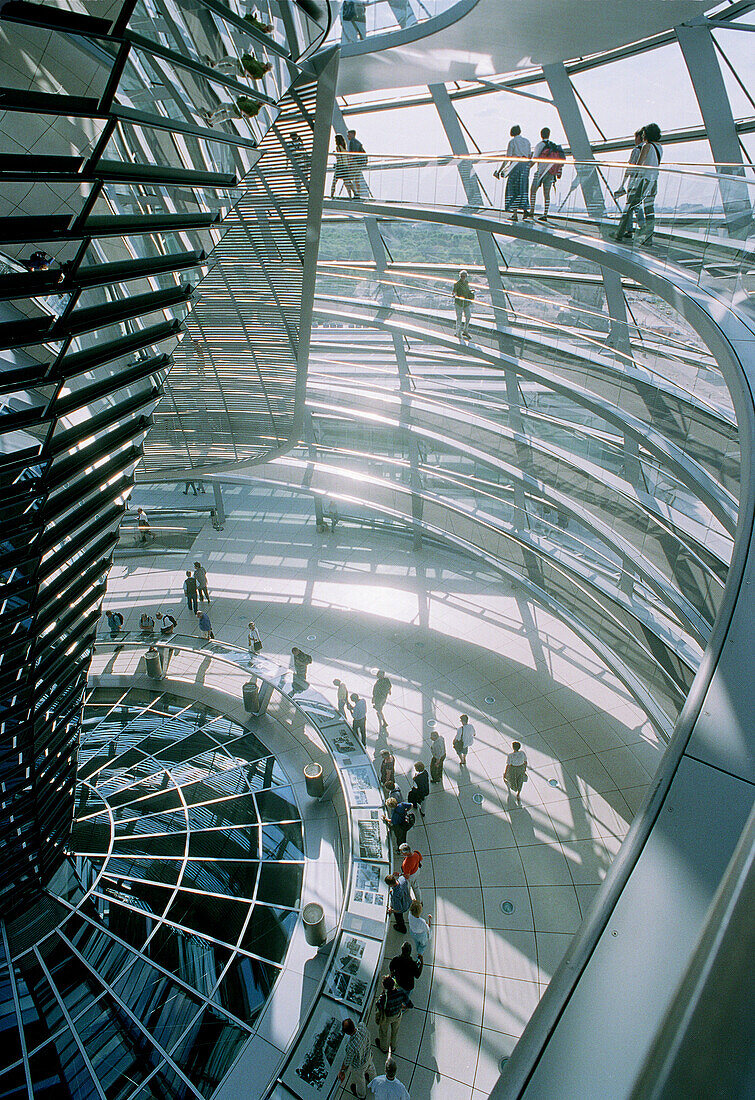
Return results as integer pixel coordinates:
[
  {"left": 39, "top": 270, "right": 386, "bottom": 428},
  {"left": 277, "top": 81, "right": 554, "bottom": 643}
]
[
  {"left": 527, "top": 127, "right": 565, "bottom": 221},
  {"left": 183, "top": 571, "right": 198, "bottom": 613},
  {"left": 389, "top": 943, "right": 423, "bottom": 994},
  {"left": 373, "top": 977, "right": 412, "bottom": 1054},
  {"left": 452, "top": 269, "right": 475, "bottom": 341},
  {"left": 384, "top": 798, "right": 414, "bottom": 850},
  {"left": 105, "top": 610, "right": 124, "bottom": 637},
  {"left": 612, "top": 124, "right": 662, "bottom": 247},
  {"left": 384, "top": 874, "right": 412, "bottom": 934}
]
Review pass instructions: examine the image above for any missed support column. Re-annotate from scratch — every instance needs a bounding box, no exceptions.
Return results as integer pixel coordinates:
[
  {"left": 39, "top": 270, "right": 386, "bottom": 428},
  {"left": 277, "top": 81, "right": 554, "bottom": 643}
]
[
  {"left": 363, "top": 217, "right": 424, "bottom": 548},
  {"left": 212, "top": 483, "right": 225, "bottom": 525},
  {"left": 430, "top": 82, "right": 527, "bottom": 528},
  {"left": 334, "top": 103, "right": 424, "bottom": 546},
  {"left": 542, "top": 62, "right": 631, "bottom": 356},
  {"left": 676, "top": 22, "right": 752, "bottom": 233},
  {"left": 304, "top": 413, "right": 324, "bottom": 530}
]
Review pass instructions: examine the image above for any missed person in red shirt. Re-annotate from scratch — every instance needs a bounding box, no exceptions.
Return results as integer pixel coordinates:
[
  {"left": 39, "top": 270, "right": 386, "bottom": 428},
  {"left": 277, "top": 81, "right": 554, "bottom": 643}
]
[{"left": 399, "top": 843, "right": 422, "bottom": 901}]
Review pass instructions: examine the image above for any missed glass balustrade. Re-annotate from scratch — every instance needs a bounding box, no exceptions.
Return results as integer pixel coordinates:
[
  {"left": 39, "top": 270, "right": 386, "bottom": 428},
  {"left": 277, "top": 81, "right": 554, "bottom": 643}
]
[
  {"left": 337, "top": 0, "right": 462, "bottom": 43},
  {"left": 305, "top": 151, "right": 752, "bottom": 728}
]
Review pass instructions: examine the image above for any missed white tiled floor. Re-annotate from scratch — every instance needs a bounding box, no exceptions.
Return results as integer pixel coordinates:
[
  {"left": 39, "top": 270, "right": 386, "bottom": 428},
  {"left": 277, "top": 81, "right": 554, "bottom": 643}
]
[{"left": 105, "top": 488, "right": 664, "bottom": 1098}]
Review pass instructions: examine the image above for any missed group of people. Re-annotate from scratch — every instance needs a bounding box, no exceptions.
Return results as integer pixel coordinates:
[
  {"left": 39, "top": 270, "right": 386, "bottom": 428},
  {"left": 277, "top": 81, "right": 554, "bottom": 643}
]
[
  {"left": 105, "top": 561, "right": 213, "bottom": 640},
  {"left": 337, "top": 847, "right": 429, "bottom": 1096},
  {"left": 494, "top": 125, "right": 566, "bottom": 222},
  {"left": 183, "top": 562, "right": 211, "bottom": 613},
  {"left": 330, "top": 129, "right": 368, "bottom": 199},
  {"left": 333, "top": 669, "right": 392, "bottom": 746},
  {"left": 199, "top": 9, "right": 276, "bottom": 127}
]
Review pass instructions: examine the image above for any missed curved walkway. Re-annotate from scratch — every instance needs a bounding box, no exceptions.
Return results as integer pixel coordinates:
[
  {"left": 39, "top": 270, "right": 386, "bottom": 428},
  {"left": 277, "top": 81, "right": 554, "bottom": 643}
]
[{"left": 104, "top": 487, "right": 663, "bottom": 1097}]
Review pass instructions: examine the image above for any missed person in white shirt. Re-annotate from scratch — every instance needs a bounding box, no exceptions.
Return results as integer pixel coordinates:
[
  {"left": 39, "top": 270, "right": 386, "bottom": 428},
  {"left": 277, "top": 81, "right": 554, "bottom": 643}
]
[
  {"left": 613, "top": 123, "right": 662, "bottom": 246},
  {"left": 349, "top": 692, "right": 367, "bottom": 745},
  {"left": 407, "top": 899, "right": 432, "bottom": 958},
  {"left": 494, "top": 124, "right": 532, "bottom": 221},
  {"left": 248, "top": 620, "right": 262, "bottom": 652},
  {"left": 504, "top": 740, "right": 528, "bottom": 805},
  {"left": 429, "top": 729, "right": 446, "bottom": 783},
  {"left": 453, "top": 713, "right": 475, "bottom": 765},
  {"left": 369, "top": 1058, "right": 410, "bottom": 1099}
]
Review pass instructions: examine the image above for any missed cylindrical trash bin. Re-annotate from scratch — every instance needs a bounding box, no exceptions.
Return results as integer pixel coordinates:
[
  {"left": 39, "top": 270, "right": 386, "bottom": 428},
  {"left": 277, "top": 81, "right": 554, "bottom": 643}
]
[
  {"left": 303, "top": 762, "right": 324, "bottom": 799},
  {"left": 145, "top": 647, "right": 163, "bottom": 680},
  {"left": 302, "top": 902, "right": 327, "bottom": 947},
  {"left": 242, "top": 679, "right": 259, "bottom": 712}
]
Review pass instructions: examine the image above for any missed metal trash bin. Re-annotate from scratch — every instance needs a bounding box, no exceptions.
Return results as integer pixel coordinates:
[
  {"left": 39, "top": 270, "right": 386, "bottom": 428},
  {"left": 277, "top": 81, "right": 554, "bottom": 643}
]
[
  {"left": 302, "top": 902, "right": 326, "bottom": 947},
  {"left": 242, "top": 679, "right": 259, "bottom": 712},
  {"left": 145, "top": 647, "right": 163, "bottom": 680},
  {"left": 304, "top": 762, "right": 324, "bottom": 799}
]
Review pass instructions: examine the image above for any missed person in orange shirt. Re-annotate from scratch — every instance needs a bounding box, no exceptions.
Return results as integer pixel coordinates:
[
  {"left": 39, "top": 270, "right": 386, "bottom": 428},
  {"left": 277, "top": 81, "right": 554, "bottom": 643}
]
[{"left": 399, "top": 843, "right": 422, "bottom": 901}]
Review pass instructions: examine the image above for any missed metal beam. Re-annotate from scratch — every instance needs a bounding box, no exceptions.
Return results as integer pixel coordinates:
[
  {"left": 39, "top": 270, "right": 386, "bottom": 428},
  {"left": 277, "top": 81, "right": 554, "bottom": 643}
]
[
  {"left": 294, "top": 47, "right": 341, "bottom": 438},
  {"left": 542, "top": 61, "right": 632, "bottom": 357},
  {"left": 430, "top": 81, "right": 528, "bottom": 527},
  {"left": 676, "top": 22, "right": 752, "bottom": 232}
]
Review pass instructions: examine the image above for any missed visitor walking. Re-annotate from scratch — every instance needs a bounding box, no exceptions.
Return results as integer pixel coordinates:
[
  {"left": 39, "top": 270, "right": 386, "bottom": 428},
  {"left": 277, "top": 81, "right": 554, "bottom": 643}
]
[
  {"left": 200, "top": 96, "right": 262, "bottom": 126},
  {"left": 407, "top": 900, "right": 432, "bottom": 959},
  {"left": 384, "top": 873, "right": 412, "bottom": 933},
  {"left": 136, "top": 507, "right": 151, "bottom": 544},
  {"left": 248, "top": 620, "right": 262, "bottom": 652},
  {"left": 369, "top": 1057, "right": 410, "bottom": 1099},
  {"left": 372, "top": 670, "right": 392, "bottom": 730},
  {"left": 379, "top": 748, "right": 396, "bottom": 793},
  {"left": 528, "top": 127, "right": 564, "bottom": 221},
  {"left": 243, "top": 9, "right": 273, "bottom": 33},
  {"left": 495, "top": 125, "right": 532, "bottom": 221},
  {"left": 452, "top": 269, "right": 474, "bottom": 341},
  {"left": 613, "top": 123, "right": 662, "bottom": 247},
  {"left": 105, "top": 610, "right": 123, "bottom": 637},
  {"left": 183, "top": 570, "right": 198, "bottom": 614},
  {"left": 139, "top": 612, "right": 155, "bottom": 633},
  {"left": 347, "top": 129, "right": 367, "bottom": 198},
  {"left": 193, "top": 561, "right": 210, "bottom": 603},
  {"left": 197, "top": 609, "right": 214, "bottom": 640},
  {"left": 429, "top": 728, "right": 446, "bottom": 783},
  {"left": 291, "top": 647, "right": 312, "bottom": 686},
  {"left": 374, "top": 982, "right": 412, "bottom": 1055},
  {"left": 338, "top": 1018, "right": 376, "bottom": 1097},
  {"left": 407, "top": 762, "right": 429, "bottom": 818},
  {"left": 349, "top": 692, "right": 367, "bottom": 745},
  {"left": 334, "top": 677, "right": 349, "bottom": 716},
  {"left": 453, "top": 713, "right": 475, "bottom": 765},
  {"left": 389, "top": 943, "right": 423, "bottom": 993},
  {"left": 204, "top": 53, "right": 273, "bottom": 81},
  {"left": 183, "top": 481, "right": 198, "bottom": 495},
  {"left": 288, "top": 132, "right": 309, "bottom": 193},
  {"left": 331, "top": 133, "right": 356, "bottom": 199},
  {"left": 504, "top": 740, "right": 528, "bottom": 805}
]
